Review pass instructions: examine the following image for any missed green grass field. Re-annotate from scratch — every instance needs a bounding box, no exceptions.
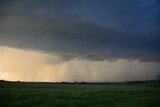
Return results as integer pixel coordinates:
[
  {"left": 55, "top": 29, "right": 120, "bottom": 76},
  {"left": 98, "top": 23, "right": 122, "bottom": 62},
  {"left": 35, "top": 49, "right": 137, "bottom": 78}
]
[{"left": 0, "top": 81, "right": 160, "bottom": 107}]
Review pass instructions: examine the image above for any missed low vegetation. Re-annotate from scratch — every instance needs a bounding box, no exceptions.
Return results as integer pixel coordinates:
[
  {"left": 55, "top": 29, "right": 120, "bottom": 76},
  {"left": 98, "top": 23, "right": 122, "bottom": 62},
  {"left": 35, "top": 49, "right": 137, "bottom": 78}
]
[{"left": 0, "top": 80, "right": 160, "bottom": 107}]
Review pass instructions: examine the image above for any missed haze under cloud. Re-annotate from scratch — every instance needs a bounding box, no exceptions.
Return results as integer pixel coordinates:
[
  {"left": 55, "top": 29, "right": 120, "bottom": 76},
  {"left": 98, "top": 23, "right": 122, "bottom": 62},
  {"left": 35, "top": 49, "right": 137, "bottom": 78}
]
[
  {"left": 0, "top": 0, "right": 160, "bottom": 82},
  {"left": 0, "top": 47, "right": 159, "bottom": 82}
]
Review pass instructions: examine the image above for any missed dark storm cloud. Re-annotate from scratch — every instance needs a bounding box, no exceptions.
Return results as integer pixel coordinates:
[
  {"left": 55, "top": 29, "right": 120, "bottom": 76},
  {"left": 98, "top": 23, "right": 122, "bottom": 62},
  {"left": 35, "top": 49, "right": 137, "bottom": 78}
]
[{"left": 0, "top": 0, "right": 160, "bottom": 62}]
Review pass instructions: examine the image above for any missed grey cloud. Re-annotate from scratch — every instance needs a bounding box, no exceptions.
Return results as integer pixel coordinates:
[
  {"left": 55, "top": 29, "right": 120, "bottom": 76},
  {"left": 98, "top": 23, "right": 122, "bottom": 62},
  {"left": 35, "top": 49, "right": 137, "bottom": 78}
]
[{"left": 0, "top": 0, "right": 160, "bottom": 62}]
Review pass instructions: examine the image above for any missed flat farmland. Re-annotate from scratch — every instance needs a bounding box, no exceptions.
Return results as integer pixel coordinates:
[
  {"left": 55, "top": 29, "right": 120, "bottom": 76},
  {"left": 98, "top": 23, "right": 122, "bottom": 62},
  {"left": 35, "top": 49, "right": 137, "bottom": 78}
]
[{"left": 0, "top": 81, "right": 160, "bottom": 107}]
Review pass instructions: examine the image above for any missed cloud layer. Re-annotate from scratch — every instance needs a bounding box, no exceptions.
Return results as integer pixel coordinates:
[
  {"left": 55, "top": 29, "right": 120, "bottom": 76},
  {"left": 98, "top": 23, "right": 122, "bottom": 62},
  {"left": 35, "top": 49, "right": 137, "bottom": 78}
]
[
  {"left": 0, "top": 1, "right": 160, "bottom": 82},
  {"left": 0, "top": 47, "right": 159, "bottom": 82},
  {"left": 0, "top": 0, "right": 160, "bottom": 62}
]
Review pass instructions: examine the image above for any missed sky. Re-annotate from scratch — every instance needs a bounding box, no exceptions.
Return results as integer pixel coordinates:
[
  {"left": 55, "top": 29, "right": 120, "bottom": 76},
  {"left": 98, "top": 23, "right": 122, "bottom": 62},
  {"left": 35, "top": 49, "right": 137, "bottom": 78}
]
[{"left": 0, "top": 0, "right": 160, "bottom": 82}]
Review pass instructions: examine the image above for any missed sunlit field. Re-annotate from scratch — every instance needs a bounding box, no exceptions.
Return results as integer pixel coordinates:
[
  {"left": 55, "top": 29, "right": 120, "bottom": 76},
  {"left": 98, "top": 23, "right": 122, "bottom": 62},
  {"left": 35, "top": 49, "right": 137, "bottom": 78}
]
[{"left": 0, "top": 81, "right": 160, "bottom": 107}]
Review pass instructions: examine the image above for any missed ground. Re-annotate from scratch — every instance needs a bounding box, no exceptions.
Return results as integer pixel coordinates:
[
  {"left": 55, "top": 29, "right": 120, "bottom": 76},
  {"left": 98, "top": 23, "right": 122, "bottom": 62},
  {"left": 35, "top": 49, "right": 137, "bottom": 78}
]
[{"left": 0, "top": 81, "right": 160, "bottom": 107}]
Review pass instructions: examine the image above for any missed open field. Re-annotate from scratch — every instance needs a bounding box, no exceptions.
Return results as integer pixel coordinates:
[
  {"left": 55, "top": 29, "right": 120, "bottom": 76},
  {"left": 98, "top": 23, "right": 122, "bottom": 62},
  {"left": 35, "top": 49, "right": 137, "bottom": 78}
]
[{"left": 0, "top": 81, "right": 160, "bottom": 107}]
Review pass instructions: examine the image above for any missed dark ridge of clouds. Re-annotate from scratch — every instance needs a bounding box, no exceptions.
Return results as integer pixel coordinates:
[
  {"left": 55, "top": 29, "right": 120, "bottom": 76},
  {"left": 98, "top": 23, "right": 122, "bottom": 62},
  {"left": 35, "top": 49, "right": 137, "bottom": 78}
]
[
  {"left": 0, "top": 0, "right": 160, "bottom": 62},
  {"left": 1, "top": 0, "right": 160, "bottom": 34}
]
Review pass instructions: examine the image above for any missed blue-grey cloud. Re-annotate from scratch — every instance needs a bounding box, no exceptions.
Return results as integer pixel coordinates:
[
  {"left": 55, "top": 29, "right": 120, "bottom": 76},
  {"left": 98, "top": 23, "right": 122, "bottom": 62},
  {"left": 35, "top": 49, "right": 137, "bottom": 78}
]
[{"left": 0, "top": 0, "right": 160, "bottom": 62}]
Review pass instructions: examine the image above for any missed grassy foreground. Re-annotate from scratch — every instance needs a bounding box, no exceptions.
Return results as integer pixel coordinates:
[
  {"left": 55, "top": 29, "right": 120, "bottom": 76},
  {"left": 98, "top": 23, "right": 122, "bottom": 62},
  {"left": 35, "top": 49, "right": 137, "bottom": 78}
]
[{"left": 0, "top": 81, "right": 160, "bottom": 107}]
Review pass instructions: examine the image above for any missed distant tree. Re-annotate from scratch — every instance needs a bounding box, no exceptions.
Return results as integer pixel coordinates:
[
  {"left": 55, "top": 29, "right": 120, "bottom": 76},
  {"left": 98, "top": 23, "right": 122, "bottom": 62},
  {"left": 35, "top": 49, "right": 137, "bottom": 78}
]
[
  {"left": 81, "top": 81, "right": 86, "bottom": 84},
  {"left": 74, "top": 81, "right": 77, "bottom": 84},
  {"left": 0, "top": 79, "right": 5, "bottom": 82},
  {"left": 157, "top": 74, "right": 160, "bottom": 81}
]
